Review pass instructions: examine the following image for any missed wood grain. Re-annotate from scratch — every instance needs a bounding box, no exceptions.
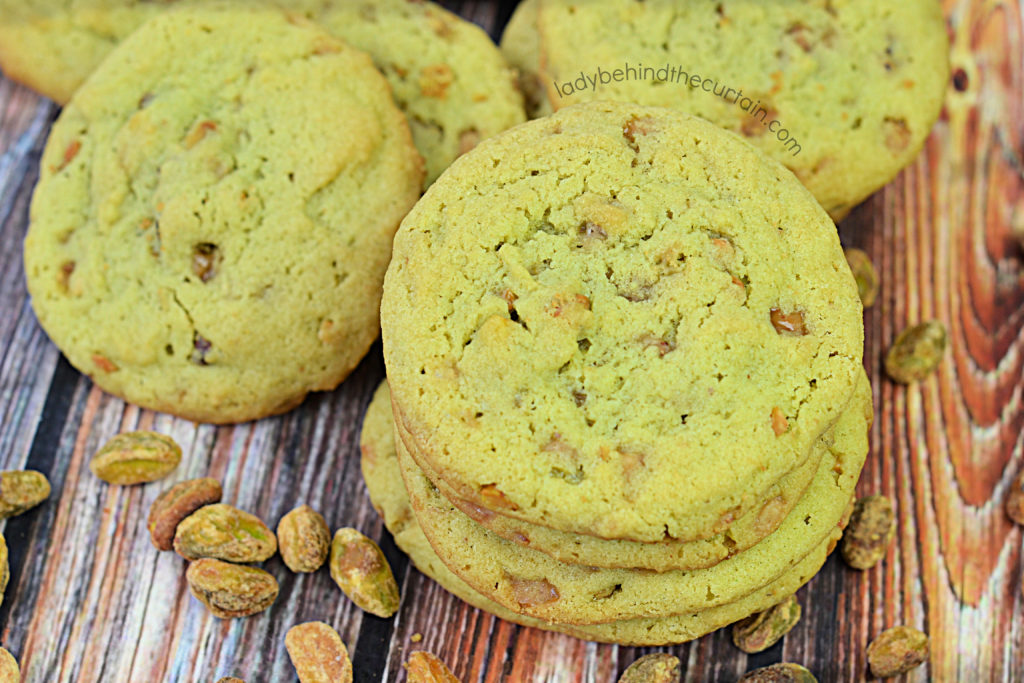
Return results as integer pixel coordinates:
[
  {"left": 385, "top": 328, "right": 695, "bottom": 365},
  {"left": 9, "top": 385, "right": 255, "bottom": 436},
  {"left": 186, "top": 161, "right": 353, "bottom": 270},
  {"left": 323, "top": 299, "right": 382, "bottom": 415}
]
[{"left": 0, "top": 1, "right": 1019, "bottom": 681}]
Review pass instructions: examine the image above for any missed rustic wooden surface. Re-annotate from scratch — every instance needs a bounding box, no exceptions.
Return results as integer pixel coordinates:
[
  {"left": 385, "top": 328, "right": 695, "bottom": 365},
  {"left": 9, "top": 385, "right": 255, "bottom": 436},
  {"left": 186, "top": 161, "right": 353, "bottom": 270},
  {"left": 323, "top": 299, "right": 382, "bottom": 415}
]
[{"left": 0, "top": 0, "right": 1018, "bottom": 681}]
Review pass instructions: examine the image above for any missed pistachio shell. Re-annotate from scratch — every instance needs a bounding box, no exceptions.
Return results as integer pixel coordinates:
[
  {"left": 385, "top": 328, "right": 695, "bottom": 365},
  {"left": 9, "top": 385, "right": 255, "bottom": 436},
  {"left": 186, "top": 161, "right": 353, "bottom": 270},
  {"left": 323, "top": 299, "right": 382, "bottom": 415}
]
[
  {"left": 329, "top": 528, "right": 399, "bottom": 618},
  {"left": 90, "top": 431, "right": 181, "bottom": 485},
  {"left": 0, "top": 534, "right": 7, "bottom": 609},
  {"left": 867, "top": 626, "right": 929, "bottom": 678},
  {"left": 0, "top": 470, "right": 50, "bottom": 518},
  {"left": 732, "top": 594, "right": 802, "bottom": 653},
  {"left": 405, "top": 652, "right": 460, "bottom": 683},
  {"left": 285, "top": 621, "right": 353, "bottom": 683},
  {"left": 277, "top": 505, "right": 330, "bottom": 573},
  {"left": 185, "top": 558, "right": 278, "bottom": 619},
  {"left": 147, "top": 478, "right": 223, "bottom": 551},
  {"left": 884, "top": 321, "right": 947, "bottom": 384},
  {"left": 0, "top": 647, "right": 19, "bottom": 682},
  {"left": 738, "top": 663, "right": 817, "bottom": 682},
  {"left": 174, "top": 504, "right": 276, "bottom": 563},
  {"left": 843, "top": 248, "right": 879, "bottom": 308},
  {"left": 840, "top": 495, "right": 895, "bottom": 570},
  {"left": 618, "top": 653, "right": 681, "bottom": 683}
]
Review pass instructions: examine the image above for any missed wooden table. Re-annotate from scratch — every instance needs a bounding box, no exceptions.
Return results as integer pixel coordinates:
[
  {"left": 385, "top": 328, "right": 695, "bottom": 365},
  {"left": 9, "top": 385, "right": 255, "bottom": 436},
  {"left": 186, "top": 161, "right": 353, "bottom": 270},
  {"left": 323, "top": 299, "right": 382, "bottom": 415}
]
[{"left": 0, "top": 1, "right": 1018, "bottom": 680}]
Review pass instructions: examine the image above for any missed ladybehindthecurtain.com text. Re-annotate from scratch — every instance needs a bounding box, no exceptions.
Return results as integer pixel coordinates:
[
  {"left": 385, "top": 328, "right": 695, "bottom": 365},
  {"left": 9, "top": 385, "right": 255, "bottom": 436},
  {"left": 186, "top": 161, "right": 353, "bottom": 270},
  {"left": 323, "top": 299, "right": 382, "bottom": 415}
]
[{"left": 551, "top": 62, "right": 801, "bottom": 156}]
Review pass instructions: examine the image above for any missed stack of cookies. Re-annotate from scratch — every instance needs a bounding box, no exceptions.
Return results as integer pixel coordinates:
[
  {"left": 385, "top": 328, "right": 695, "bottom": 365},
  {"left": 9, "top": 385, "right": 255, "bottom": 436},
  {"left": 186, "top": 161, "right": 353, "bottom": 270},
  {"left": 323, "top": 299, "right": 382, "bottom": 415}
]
[{"left": 362, "top": 101, "right": 872, "bottom": 645}]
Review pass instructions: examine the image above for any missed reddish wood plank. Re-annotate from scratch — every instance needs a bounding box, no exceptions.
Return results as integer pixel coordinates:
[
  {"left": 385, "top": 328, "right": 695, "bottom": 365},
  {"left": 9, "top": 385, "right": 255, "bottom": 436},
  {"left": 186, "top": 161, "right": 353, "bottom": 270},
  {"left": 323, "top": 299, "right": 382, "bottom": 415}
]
[{"left": 0, "top": 1, "right": 1020, "bottom": 681}]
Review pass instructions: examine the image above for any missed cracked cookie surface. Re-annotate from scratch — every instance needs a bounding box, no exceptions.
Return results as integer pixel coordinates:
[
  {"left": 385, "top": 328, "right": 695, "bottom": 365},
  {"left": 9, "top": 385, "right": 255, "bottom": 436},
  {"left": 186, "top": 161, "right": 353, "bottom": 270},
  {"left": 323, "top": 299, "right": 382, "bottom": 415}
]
[
  {"left": 534, "top": 0, "right": 949, "bottom": 220},
  {"left": 359, "top": 380, "right": 850, "bottom": 643},
  {"left": 382, "top": 101, "right": 863, "bottom": 543},
  {"left": 24, "top": 6, "right": 422, "bottom": 423}
]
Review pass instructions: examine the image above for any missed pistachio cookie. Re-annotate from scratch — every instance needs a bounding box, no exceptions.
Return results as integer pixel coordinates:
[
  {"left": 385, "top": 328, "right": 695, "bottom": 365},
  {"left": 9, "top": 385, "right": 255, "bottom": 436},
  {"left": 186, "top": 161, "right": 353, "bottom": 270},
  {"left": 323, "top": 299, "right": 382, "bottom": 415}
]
[
  {"left": 0, "top": 0, "right": 163, "bottom": 105},
  {"left": 382, "top": 101, "right": 864, "bottom": 543},
  {"left": 0, "top": 0, "right": 526, "bottom": 188},
  {"left": 360, "top": 381, "right": 844, "bottom": 645},
  {"left": 316, "top": 0, "right": 526, "bottom": 187},
  {"left": 397, "top": 377, "right": 868, "bottom": 625},
  {"left": 24, "top": 6, "right": 423, "bottom": 423},
  {"left": 392, "top": 399, "right": 825, "bottom": 572},
  {"left": 534, "top": 0, "right": 949, "bottom": 220}
]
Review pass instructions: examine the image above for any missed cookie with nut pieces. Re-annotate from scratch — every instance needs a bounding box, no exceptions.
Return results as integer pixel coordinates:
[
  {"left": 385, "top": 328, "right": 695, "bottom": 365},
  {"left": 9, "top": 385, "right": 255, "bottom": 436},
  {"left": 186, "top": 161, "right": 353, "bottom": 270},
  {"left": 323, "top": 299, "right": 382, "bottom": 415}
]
[
  {"left": 395, "top": 376, "right": 869, "bottom": 624},
  {"left": 381, "top": 101, "right": 865, "bottom": 544},
  {"left": 393, "top": 400, "right": 827, "bottom": 572},
  {"left": 0, "top": 0, "right": 525, "bottom": 188},
  {"left": 24, "top": 5, "right": 422, "bottom": 423},
  {"left": 359, "top": 380, "right": 855, "bottom": 644},
  {"left": 530, "top": 0, "right": 949, "bottom": 220}
]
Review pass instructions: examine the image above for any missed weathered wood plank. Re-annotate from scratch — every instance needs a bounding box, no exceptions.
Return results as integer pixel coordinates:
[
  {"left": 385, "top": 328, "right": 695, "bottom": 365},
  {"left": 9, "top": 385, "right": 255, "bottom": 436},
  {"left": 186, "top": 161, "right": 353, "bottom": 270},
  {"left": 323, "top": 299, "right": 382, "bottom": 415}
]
[{"left": 0, "top": 0, "right": 1019, "bottom": 681}]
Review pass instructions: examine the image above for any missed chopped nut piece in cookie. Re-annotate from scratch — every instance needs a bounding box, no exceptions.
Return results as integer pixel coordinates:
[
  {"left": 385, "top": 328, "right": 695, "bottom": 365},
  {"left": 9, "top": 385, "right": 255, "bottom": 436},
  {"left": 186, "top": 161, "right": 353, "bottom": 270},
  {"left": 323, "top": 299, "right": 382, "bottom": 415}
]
[
  {"left": 741, "top": 103, "right": 779, "bottom": 137},
  {"left": 508, "top": 575, "right": 559, "bottom": 606},
  {"left": 770, "top": 308, "right": 808, "bottom": 336},
  {"left": 753, "top": 496, "right": 789, "bottom": 536},
  {"left": 546, "top": 293, "right": 591, "bottom": 320},
  {"left": 786, "top": 23, "right": 814, "bottom": 52},
  {"left": 57, "top": 261, "right": 75, "bottom": 292},
  {"left": 622, "top": 116, "right": 657, "bottom": 151},
  {"left": 638, "top": 333, "right": 675, "bottom": 356},
  {"left": 91, "top": 355, "right": 119, "bottom": 373},
  {"left": 453, "top": 499, "right": 496, "bottom": 523},
  {"left": 191, "top": 334, "right": 213, "bottom": 366},
  {"left": 579, "top": 221, "right": 608, "bottom": 241},
  {"left": 55, "top": 140, "right": 81, "bottom": 172},
  {"left": 479, "top": 484, "right": 518, "bottom": 511},
  {"left": 457, "top": 129, "right": 480, "bottom": 157},
  {"left": 771, "top": 407, "right": 789, "bottom": 436},
  {"left": 542, "top": 434, "right": 584, "bottom": 484},
  {"left": 882, "top": 116, "right": 911, "bottom": 153},
  {"left": 192, "top": 243, "right": 220, "bottom": 282},
  {"left": 420, "top": 64, "right": 454, "bottom": 98},
  {"left": 184, "top": 120, "right": 217, "bottom": 149}
]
